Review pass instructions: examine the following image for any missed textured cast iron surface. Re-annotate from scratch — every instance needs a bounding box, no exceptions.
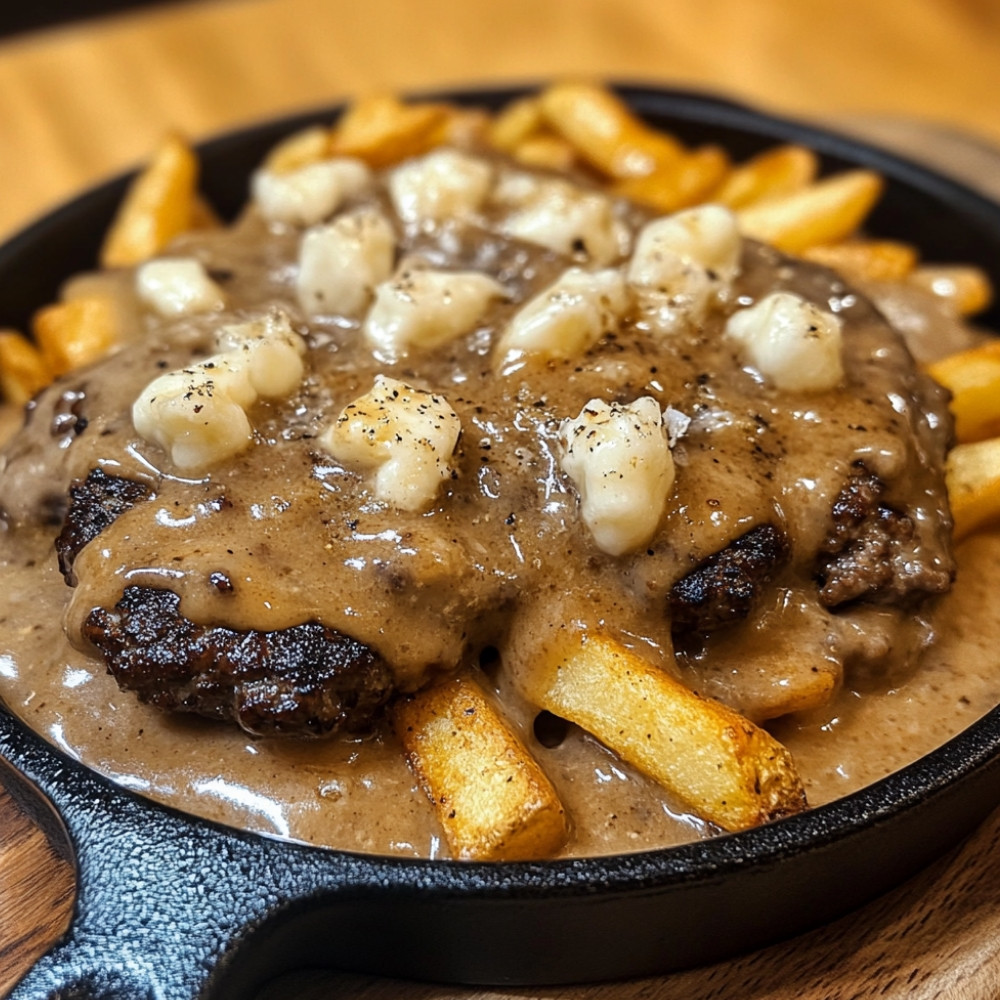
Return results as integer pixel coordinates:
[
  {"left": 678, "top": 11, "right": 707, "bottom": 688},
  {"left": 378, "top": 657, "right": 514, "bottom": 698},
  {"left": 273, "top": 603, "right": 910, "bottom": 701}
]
[{"left": 3, "top": 85, "right": 1000, "bottom": 998}]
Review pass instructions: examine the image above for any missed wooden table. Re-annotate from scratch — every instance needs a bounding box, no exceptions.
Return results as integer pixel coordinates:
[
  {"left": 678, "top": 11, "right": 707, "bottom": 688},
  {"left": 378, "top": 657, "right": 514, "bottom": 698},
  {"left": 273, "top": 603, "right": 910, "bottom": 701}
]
[{"left": 3, "top": 1, "right": 1000, "bottom": 996}]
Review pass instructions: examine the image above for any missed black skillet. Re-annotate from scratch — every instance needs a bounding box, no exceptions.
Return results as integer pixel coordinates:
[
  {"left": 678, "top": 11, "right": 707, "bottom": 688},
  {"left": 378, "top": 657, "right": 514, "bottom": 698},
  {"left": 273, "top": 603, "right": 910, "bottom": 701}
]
[{"left": 4, "top": 84, "right": 1000, "bottom": 1000}]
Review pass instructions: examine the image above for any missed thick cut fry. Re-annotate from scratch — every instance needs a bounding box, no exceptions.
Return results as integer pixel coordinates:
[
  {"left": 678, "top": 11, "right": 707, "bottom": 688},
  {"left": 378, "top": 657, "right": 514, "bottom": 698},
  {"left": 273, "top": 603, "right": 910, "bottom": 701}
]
[
  {"left": 539, "top": 81, "right": 685, "bottom": 178},
  {"left": 909, "top": 265, "right": 993, "bottom": 317},
  {"left": 736, "top": 170, "right": 883, "bottom": 254},
  {"left": 394, "top": 675, "right": 568, "bottom": 861},
  {"left": 488, "top": 95, "right": 545, "bottom": 152},
  {"left": 514, "top": 631, "right": 806, "bottom": 832},
  {"left": 0, "top": 330, "right": 51, "bottom": 405},
  {"left": 713, "top": 144, "right": 818, "bottom": 209},
  {"left": 329, "top": 95, "right": 449, "bottom": 168},
  {"left": 927, "top": 341, "right": 1000, "bottom": 443},
  {"left": 946, "top": 436, "right": 1000, "bottom": 539},
  {"left": 512, "top": 133, "right": 578, "bottom": 172},
  {"left": 613, "top": 146, "right": 730, "bottom": 214},
  {"left": 100, "top": 134, "right": 199, "bottom": 268},
  {"left": 33, "top": 296, "right": 119, "bottom": 377},
  {"left": 263, "top": 124, "right": 332, "bottom": 175},
  {"left": 802, "top": 239, "right": 918, "bottom": 283}
]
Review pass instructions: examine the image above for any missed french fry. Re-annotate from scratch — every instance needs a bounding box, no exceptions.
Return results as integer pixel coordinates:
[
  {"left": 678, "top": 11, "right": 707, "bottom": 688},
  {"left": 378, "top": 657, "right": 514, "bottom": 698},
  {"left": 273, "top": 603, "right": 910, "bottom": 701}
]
[
  {"left": 539, "top": 81, "right": 685, "bottom": 179},
  {"left": 32, "top": 296, "right": 119, "bottom": 377},
  {"left": 394, "top": 675, "right": 568, "bottom": 861},
  {"left": 263, "top": 124, "right": 332, "bottom": 175},
  {"left": 488, "top": 95, "right": 545, "bottom": 152},
  {"left": 328, "top": 94, "right": 449, "bottom": 168},
  {"left": 513, "top": 630, "right": 807, "bottom": 832},
  {"left": 908, "top": 265, "right": 993, "bottom": 317},
  {"left": 0, "top": 330, "right": 51, "bottom": 405},
  {"left": 927, "top": 340, "right": 1000, "bottom": 444},
  {"left": 613, "top": 145, "right": 730, "bottom": 214},
  {"left": 100, "top": 133, "right": 199, "bottom": 268},
  {"left": 512, "top": 133, "right": 578, "bottom": 172},
  {"left": 802, "top": 239, "right": 918, "bottom": 283},
  {"left": 946, "top": 436, "right": 1000, "bottom": 539},
  {"left": 736, "top": 170, "right": 884, "bottom": 254},
  {"left": 713, "top": 144, "right": 818, "bottom": 209}
]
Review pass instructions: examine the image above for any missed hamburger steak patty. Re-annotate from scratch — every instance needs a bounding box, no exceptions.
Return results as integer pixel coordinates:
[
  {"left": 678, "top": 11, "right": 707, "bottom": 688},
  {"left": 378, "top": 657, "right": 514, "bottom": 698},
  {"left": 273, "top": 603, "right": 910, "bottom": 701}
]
[
  {"left": 817, "top": 462, "right": 954, "bottom": 607},
  {"left": 669, "top": 523, "right": 791, "bottom": 633},
  {"left": 56, "top": 467, "right": 152, "bottom": 585},
  {"left": 81, "top": 585, "right": 394, "bottom": 736},
  {"left": 0, "top": 148, "right": 957, "bottom": 750}
]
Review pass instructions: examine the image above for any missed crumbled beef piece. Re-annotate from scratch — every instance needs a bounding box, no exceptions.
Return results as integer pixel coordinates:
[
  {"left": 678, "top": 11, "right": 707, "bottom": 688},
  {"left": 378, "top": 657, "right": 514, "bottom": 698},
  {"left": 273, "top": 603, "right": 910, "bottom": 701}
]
[
  {"left": 669, "top": 523, "right": 790, "bottom": 632},
  {"left": 81, "top": 586, "right": 395, "bottom": 737},
  {"left": 55, "top": 468, "right": 152, "bottom": 585},
  {"left": 817, "top": 463, "right": 953, "bottom": 607}
]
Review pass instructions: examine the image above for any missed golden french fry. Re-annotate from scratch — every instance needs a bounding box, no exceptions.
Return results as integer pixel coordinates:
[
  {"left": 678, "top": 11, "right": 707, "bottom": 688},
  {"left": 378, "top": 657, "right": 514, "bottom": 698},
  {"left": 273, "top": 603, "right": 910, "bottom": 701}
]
[
  {"left": 394, "top": 675, "right": 568, "bottom": 861},
  {"left": 736, "top": 170, "right": 884, "bottom": 254},
  {"left": 908, "top": 265, "right": 993, "bottom": 317},
  {"left": 512, "top": 133, "right": 578, "bottom": 172},
  {"left": 713, "top": 144, "right": 818, "bottom": 209},
  {"left": 263, "top": 125, "right": 332, "bottom": 175},
  {"left": 488, "top": 95, "right": 545, "bottom": 152},
  {"left": 613, "top": 145, "right": 730, "bottom": 214},
  {"left": 0, "top": 330, "right": 51, "bottom": 405},
  {"left": 539, "top": 81, "right": 685, "bottom": 178},
  {"left": 927, "top": 340, "right": 1000, "bottom": 444},
  {"left": 513, "top": 630, "right": 807, "bottom": 832},
  {"left": 33, "top": 296, "right": 119, "bottom": 377},
  {"left": 329, "top": 95, "right": 449, "bottom": 167},
  {"left": 802, "top": 239, "right": 918, "bottom": 283},
  {"left": 425, "top": 106, "right": 492, "bottom": 149},
  {"left": 100, "top": 134, "right": 199, "bottom": 268},
  {"left": 946, "top": 436, "right": 1000, "bottom": 539}
]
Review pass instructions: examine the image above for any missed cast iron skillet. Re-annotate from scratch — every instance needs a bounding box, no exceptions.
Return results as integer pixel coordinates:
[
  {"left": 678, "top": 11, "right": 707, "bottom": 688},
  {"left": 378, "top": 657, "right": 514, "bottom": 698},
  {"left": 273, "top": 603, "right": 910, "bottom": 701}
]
[{"left": 4, "top": 84, "right": 1000, "bottom": 1000}]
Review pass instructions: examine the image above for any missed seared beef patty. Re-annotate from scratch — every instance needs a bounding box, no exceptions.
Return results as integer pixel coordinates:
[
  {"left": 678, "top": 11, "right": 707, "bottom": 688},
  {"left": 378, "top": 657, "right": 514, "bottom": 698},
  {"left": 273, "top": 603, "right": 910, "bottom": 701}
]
[
  {"left": 0, "top": 151, "right": 956, "bottom": 741},
  {"left": 82, "top": 586, "right": 393, "bottom": 736}
]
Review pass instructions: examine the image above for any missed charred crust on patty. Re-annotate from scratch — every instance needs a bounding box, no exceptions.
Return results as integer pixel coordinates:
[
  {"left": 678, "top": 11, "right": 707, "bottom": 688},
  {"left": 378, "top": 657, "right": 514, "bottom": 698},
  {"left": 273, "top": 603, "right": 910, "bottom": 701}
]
[
  {"left": 81, "top": 586, "right": 395, "bottom": 737},
  {"left": 55, "top": 468, "right": 152, "bottom": 585},
  {"left": 817, "top": 462, "right": 953, "bottom": 607},
  {"left": 669, "top": 523, "right": 791, "bottom": 633}
]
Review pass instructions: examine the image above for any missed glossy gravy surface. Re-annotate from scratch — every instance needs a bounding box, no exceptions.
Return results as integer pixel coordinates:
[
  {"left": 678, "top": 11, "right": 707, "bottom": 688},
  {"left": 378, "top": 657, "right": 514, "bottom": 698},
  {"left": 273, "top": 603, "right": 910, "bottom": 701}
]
[{"left": 0, "top": 154, "right": 995, "bottom": 858}]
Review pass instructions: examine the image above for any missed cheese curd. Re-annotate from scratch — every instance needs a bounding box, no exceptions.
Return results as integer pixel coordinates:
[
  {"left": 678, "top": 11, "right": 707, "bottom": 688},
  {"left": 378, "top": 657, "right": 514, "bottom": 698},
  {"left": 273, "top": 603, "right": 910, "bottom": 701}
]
[
  {"left": 559, "top": 396, "right": 676, "bottom": 556},
  {"left": 321, "top": 374, "right": 462, "bottom": 511},
  {"left": 252, "top": 158, "right": 372, "bottom": 227},
  {"left": 297, "top": 207, "right": 396, "bottom": 317},
  {"left": 388, "top": 149, "right": 494, "bottom": 224},
  {"left": 725, "top": 291, "right": 844, "bottom": 392},
  {"left": 133, "top": 312, "right": 306, "bottom": 470},
  {"left": 364, "top": 267, "right": 507, "bottom": 361},
  {"left": 628, "top": 205, "right": 742, "bottom": 334},
  {"left": 495, "top": 267, "right": 628, "bottom": 372},
  {"left": 496, "top": 173, "right": 626, "bottom": 266},
  {"left": 135, "top": 257, "right": 225, "bottom": 317}
]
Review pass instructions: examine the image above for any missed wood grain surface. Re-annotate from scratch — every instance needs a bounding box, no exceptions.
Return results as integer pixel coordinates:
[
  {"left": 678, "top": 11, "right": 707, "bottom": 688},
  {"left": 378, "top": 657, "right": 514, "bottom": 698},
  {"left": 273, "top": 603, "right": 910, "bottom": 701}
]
[{"left": 3, "top": 1, "right": 1000, "bottom": 997}]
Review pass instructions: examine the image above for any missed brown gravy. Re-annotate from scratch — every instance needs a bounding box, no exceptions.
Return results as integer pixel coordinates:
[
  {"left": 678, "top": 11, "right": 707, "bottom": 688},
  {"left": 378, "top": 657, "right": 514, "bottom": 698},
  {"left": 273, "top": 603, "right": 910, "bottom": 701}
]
[{"left": 0, "top": 152, "right": 995, "bottom": 858}]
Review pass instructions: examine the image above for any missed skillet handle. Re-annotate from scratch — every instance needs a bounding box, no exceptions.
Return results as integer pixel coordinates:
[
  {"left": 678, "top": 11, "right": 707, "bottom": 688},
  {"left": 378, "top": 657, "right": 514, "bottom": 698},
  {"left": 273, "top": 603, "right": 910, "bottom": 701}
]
[{"left": 0, "top": 718, "right": 362, "bottom": 1000}]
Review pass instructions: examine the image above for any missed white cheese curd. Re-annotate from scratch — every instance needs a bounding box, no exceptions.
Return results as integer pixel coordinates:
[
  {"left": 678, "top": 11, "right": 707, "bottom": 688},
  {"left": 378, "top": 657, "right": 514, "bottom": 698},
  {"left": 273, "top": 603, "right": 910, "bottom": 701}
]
[
  {"left": 496, "top": 173, "right": 626, "bottom": 266},
  {"left": 725, "top": 291, "right": 844, "bottom": 392},
  {"left": 628, "top": 205, "right": 742, "bottom": 334},
  {"left": 363, "top": 267, "right": 507, "bottom": 361},
  {"left": 321, "top": 374, "right": 462, "bottom": 511},
  {"left": 134, "top": 312, "right": 307, "bottom": 470},
  {"left": 388, "top": 149, "right": 493, "bottom": 224},
  {"left": 296, "top": 207, "right": 396, "bottom": 317},
  {"left": 495, "top": 267, "right": 628, "bottom": 372},
  {"left": 135, "top": 257, "right": 225, "bottom": 317},
  {"left": 559, "top": 396, "right": 676, "bottom": 556},
  {"left": 252, "top": 157, "right": 372, "bottom": 227}
]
